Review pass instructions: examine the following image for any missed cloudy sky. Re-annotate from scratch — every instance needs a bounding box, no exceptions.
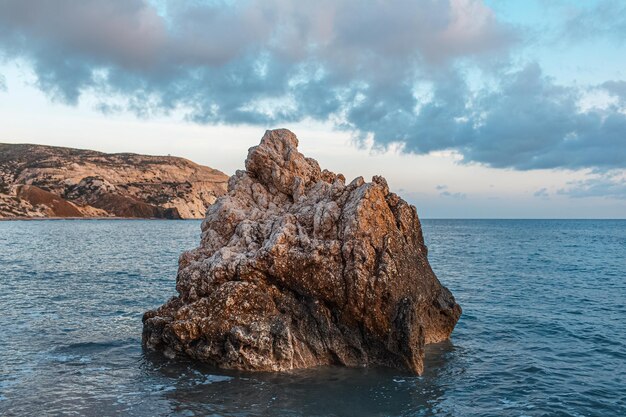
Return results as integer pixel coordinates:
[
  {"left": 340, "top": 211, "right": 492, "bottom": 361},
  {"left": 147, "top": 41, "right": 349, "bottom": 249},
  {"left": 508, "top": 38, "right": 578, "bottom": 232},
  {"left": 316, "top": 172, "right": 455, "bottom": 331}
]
[{"left": 1, "top": 0, "right": 625, "bottom": 218}]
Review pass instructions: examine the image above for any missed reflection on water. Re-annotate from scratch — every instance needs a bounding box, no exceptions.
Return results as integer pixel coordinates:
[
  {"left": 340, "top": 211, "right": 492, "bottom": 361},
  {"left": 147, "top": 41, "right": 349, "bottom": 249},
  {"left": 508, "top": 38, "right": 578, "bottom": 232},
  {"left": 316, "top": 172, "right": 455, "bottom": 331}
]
[
  {"left": 1, "top": 219, "right": 625, "bottom": 416},
  {"left": 141, "top": 341, "right": 457, "bottom": 417}
]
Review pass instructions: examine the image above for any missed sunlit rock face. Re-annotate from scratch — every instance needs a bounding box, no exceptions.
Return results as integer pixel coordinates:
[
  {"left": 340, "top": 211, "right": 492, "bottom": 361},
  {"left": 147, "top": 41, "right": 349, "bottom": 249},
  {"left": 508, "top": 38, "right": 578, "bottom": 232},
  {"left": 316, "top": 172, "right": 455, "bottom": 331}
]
[
  {"left": 0, "top": 143, "right": 228, "bottom": 219},
  {"left": 143, "top": 129, "right": 461, "bottom": 375}
]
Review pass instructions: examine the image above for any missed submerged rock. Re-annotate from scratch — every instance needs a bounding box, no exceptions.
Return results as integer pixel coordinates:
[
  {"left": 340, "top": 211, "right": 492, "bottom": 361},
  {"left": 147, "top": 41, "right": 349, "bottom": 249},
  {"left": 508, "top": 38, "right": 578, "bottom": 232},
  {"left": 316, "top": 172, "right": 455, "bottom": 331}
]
[{"left": 143, "top": 129, "right": 461, "bottom": 374}]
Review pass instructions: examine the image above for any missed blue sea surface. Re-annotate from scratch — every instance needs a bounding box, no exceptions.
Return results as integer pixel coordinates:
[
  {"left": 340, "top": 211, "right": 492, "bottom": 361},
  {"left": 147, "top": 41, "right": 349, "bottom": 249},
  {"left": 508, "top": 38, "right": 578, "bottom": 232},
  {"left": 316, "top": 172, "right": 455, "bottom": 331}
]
[{"left": 0, "top": 219, "right": 625, "bottom": 416}]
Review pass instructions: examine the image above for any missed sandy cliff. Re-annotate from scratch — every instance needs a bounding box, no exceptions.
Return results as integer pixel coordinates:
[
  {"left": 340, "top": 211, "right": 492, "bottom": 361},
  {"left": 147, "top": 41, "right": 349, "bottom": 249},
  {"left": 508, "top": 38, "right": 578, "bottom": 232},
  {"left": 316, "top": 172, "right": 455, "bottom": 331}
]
[{"left": 0, "top": 143, "right": 228, "bottom": 219}]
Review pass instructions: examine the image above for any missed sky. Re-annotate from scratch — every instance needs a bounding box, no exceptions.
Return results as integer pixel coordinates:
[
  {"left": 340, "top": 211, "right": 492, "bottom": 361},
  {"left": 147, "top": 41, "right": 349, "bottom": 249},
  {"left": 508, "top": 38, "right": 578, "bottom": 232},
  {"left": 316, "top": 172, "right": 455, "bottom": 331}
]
[{"left": 0, "top": 0, "right": 625, "bottom": 218}]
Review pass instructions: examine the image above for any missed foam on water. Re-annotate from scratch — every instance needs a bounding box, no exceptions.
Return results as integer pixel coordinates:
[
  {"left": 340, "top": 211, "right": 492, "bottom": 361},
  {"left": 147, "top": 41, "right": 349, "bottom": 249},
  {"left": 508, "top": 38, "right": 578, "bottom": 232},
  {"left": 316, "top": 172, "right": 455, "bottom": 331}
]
[{"left": 0, "top": 219, "right": 625, "bottom": 416}]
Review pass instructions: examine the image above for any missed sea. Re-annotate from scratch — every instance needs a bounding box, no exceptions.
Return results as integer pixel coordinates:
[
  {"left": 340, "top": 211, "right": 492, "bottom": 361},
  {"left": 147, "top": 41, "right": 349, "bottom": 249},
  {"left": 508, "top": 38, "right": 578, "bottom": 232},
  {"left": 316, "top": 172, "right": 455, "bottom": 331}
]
[{"left": 0, "top": 219, "right": 624, "bottom": 416}]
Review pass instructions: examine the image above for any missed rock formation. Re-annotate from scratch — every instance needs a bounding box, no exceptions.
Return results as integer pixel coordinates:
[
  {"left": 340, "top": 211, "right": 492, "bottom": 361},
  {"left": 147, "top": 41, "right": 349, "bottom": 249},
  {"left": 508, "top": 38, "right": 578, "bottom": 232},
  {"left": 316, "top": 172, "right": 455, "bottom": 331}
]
[
  {"left": 0, "top": 143, "right": 228, "bottom": 219},
  {"left": 143, "top": 129, "right": 461, "bottom": 374}
]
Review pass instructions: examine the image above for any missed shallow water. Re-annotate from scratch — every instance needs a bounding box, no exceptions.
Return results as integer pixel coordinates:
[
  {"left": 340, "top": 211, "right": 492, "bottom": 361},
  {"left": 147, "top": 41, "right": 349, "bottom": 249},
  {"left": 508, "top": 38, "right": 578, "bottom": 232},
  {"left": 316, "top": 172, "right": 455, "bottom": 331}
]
[{"left": 1, "top": 219, "right": 625, "bottom": 416}]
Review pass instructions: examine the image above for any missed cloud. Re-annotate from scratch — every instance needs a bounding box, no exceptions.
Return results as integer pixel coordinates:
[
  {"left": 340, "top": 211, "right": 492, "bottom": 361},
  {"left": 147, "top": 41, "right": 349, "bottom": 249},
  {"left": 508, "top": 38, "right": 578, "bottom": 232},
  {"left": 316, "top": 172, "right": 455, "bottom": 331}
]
[
  {"left": 436, "top": 185, "right": 466, "bottom": 199},
  {"left": 0, "top": 73, "right": 5, "bottom": 91},
  {"left": 563, "top": 0, "right": 626, "bottom": 44},
  {"left": 0, "top": 0, "right": 625, "bottom": 173},
  {"left": 440, "top": 191, "right": 467, "bottom": 199},
  {"left": 355, "top": 62, "right": 626, "bottom": 171},
  {"left": 534, "top": 188, "right": 549, "bottom": 199},
  {"left": 558, "top": 172, "right": 626, "bottom": 200},
  {"left": 461, "top": 64, "right": 626, "bottom": 170},
  {"left": 0, "top": 1, "right": 513, "bottom": 105},
  {"left": 602, "top": 81, "right": 626, "bottom": 105}
]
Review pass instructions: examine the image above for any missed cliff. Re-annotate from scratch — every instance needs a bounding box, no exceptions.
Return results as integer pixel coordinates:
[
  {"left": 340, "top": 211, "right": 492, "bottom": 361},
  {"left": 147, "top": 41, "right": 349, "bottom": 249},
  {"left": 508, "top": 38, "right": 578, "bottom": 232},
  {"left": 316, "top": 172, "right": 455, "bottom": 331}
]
[
  {"left": 0, "top": 143, "right": 228, "bottom": 219},
  {"left": 143, "top": 129, "right": 461, "bottom": 374}
]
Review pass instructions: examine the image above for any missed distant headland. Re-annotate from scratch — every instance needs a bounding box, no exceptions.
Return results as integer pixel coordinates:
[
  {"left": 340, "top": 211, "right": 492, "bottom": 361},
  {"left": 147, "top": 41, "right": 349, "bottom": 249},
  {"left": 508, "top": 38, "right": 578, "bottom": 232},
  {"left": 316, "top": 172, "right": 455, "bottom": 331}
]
[{"left": 0, "top": 143, "right": 228, "bottom": 219}]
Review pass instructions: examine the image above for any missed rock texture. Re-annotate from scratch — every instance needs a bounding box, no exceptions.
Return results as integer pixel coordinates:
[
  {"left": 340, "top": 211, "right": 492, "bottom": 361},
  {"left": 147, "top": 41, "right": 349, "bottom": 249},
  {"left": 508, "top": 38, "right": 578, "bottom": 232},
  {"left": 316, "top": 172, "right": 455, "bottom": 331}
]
[
  {"left": 143, "top": 129, "right": 461, "bottom": 374},
  {"left": 0, "top": 143, "right": 228, "bottom": 219}
]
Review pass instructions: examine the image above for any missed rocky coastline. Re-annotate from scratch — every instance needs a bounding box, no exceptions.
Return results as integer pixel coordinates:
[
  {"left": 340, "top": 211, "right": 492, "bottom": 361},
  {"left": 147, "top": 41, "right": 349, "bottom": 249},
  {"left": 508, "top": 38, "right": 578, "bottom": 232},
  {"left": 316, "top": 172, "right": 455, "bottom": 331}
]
[{"left": 0, "top": 143, "right": 228, "bottom": 219}]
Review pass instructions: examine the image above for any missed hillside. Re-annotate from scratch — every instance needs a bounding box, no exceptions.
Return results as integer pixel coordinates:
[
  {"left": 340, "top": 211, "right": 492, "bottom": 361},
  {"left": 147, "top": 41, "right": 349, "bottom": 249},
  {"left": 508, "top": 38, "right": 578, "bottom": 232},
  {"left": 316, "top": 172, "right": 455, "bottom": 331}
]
[{"left": 0, "top": 143, "right": 228, "bottom": 219}]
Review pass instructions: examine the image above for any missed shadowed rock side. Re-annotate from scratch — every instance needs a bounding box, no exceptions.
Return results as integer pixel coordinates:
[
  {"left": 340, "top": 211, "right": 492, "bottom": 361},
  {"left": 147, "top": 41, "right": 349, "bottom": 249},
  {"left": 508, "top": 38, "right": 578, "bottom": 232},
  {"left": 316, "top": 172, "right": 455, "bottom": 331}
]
[
  {"left": 0, "top": 143, "right": 228, "bottom": 219},
  {"left": 143, "top": 129, "right": 461, "bottom": 374}
]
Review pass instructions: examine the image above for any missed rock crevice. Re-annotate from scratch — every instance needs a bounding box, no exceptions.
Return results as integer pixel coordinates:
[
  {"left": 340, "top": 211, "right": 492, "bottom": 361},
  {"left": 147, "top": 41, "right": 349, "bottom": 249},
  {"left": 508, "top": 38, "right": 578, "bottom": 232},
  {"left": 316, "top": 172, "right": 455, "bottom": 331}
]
[{"left": 143, "top": 129, "right": 461, "bottom": 374}]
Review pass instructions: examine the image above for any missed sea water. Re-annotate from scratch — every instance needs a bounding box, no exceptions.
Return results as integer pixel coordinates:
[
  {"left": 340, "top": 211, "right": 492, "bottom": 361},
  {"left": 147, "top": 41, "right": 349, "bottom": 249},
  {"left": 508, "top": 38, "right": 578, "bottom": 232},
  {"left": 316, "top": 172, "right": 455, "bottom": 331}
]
[{"left": 1, "top": 219, "right": 624, "bottom": 416}]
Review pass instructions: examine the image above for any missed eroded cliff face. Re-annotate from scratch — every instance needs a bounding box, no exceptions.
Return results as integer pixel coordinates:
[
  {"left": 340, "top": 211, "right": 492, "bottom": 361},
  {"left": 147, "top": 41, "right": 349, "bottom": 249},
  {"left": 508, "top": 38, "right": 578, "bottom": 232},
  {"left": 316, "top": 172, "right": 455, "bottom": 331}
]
[
  {"left": 143, "top": 129, "right": 461, "bottom": 374},
  {"left": 0, "top": 143, "right": 228, "bottom": 219}
]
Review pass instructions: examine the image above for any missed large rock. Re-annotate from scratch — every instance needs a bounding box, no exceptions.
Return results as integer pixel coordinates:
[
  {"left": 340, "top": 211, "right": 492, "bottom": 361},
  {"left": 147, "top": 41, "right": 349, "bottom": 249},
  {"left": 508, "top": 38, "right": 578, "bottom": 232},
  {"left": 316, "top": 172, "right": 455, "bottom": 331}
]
[{"left": 143, "top": 129, "right": 461, "bottom": 374}]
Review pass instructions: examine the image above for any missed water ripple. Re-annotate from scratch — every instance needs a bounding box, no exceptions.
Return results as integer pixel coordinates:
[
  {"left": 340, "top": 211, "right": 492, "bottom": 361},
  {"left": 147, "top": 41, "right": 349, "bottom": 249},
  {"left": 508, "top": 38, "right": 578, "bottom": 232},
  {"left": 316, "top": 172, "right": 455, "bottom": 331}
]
[{"left": 0, "top": 219, "right": 625, "bottom": 416}]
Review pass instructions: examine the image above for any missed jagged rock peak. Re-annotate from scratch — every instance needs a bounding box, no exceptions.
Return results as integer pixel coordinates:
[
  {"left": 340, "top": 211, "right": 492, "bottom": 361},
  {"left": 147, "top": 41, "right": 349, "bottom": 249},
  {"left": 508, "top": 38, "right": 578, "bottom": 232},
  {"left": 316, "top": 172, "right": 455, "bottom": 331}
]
[
  {"left": 143, "top": 128, "right": 461, "bottom": 375},
  {"left": 245, "top": 129, "right": 322, "bottom": 196}
]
